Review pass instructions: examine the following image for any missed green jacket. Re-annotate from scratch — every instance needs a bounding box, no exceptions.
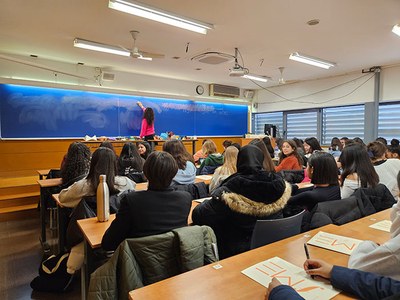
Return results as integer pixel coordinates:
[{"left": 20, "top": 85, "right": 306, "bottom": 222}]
[{"left": 88, "top": 225, "right": 218, "bottom": 300}]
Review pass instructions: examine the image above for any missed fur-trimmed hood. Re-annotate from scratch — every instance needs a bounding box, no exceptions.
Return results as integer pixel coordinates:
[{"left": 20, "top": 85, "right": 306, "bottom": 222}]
[{"left": 212, "top": 171, "right": 292, "bottom": 218}]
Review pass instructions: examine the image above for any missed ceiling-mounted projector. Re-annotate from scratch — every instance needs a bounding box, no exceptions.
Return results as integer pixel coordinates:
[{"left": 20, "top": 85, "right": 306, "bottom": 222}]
[{"left": 229, "top": 65, "right": 248, "bottom": 77}]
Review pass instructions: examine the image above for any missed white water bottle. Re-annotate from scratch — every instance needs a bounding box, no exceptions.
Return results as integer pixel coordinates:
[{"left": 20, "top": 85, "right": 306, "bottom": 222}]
[{"left": 97, "top": 174, "right": 110, "bottom": 222}]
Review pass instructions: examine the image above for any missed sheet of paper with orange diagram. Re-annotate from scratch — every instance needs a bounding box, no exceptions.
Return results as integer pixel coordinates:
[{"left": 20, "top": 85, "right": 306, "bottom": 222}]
[
  {"left": 242, "top": 256, "right": 340, "bottom": 300},
  {"left": 307, "top": 231, "right": 363, "bottom": 255}
]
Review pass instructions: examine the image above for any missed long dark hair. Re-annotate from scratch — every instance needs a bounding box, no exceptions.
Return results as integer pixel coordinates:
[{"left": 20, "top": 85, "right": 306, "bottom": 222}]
[
  {"left": 162, "top": 140, "right": 194, "bottom": 170},
  {"left": 262, "top": 136, "right": 275, "bottom": 158},
  {"left": 60, "top": 142, "right": 91, "bottom": 184},
  {"left": 279, "top": 139, "right": 303, "bottom": 166},
  {"left": 308, "top": 152, "right": 338, "bottom": 185},
  {"left": 304, "top": 137, "right": 322, "bottom": 154},
  {"left": 250, "top": 138, "right": 275, "bottom": 172},
  {"left": 339, "top": 143, "right": 379, "bottom": 188},
  {"left": 137, "top": 141, "right": 151, "bottom": 159},
  {"left": 86, "top": 147, "right": 119, "bottom": 195},
  {"left": 144, "top": 107, "right": 154, "bottom": 126},
  {"left": 118, "top": 142, "right": 144, "bottom": 172}
]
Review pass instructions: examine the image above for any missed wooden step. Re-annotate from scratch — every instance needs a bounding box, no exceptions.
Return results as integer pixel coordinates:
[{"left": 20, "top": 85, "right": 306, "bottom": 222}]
[
  {"left": 0, "top": 191, "right": 40, "bottom": 201},
  {"left": 0, "top": 175, "right": 38, "bottom": 188},
  {"left": 0, "top": 195, "right": 39, "bottom": 209},
  {"left": 0, "top": 203, "right": 38, "bottom": 214}
]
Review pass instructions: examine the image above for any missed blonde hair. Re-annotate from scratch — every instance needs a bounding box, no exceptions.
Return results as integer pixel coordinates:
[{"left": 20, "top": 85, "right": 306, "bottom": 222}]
[
  {"left": 202, "top": 140, "right": 217, "bottom": 155},
  {"left": 219, "top": 146, "right": 239, "bottom": 175}
]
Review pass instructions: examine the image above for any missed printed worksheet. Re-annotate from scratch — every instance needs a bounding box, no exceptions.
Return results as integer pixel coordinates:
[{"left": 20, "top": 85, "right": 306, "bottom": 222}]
[
  {"left": 369, "top": 220, "right": 392, "bottom": 233},
  {"left": 242, "top": 257, "right": 339, "bottom": 300},
  {"left": 307, "top": 231, "right": 363, "bottom": 255}
]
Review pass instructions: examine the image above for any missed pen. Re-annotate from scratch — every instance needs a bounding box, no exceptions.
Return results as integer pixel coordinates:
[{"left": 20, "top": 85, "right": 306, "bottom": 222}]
[{"left": 304, "top": 243, "right": 315, "bottom": 279}]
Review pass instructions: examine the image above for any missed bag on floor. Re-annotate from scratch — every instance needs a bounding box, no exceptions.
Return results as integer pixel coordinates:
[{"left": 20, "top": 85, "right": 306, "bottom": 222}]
[{"left": 30, "top": 252, "right": 74, "bottom": 293}]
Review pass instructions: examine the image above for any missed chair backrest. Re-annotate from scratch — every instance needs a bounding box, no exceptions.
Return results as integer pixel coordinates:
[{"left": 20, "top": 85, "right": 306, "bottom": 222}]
[{"left": 250, "top": 210, "right": 306, "bottom": 249}]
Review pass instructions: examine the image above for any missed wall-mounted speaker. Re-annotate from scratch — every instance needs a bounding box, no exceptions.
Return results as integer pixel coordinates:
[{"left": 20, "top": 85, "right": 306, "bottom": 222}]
[{"left": 244, "top": 89, "right": 255, "bottom": 99}]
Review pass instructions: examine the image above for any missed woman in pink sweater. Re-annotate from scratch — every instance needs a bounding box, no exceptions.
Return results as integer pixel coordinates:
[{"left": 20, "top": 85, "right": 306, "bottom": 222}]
[
  {"left": 137, "top": 101, "right": 155, "bottom": 141},
  {"left": 275, "top": 139, "right": 303, "bottom": 172}
]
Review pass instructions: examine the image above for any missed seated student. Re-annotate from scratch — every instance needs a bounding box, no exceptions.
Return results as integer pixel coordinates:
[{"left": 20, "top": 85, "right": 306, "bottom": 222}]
[
  {"left": 329, "top": 137, "right": 342, "bottom": 158},
  {"left": 59, "top": 147, "right": 136, "bottom": 208},
  {"left": 347, "top": 171, "right": 400, "bottom": 280},
  {"left": 60, "top": 142, "right": 91, "bottom": 186},
  {"left": 266, "top": 258, "right": 400, "bottom": 300},
  {"left": 102, "top": 151, "right": 193, "bottom": 251},
  {"left": 303, "top": 137, "right": 322, "bottom": 158},
  {"left": 117, "top": 142, "right": 146, "bottom": 183},
  {"left": 59, "top": 147, "right": 135, "bottom": 276},
  {"left": 197, "top": 140, "right": 224, "bottom": 175},
  {"left": 275, "top": 140, "right": 303, "bottom": 172},
  {"left": 193, "top": 139, "right": 209, "bottom": 164},
  {"left": 222, "top": 139, "right": 232, "bottom": 154},
  {"left": 163, "top": 140, "right": 196, "bottom": 185},
  {"left": 192, "top": 145, "right": 291, "bottom": 259},
  {"left": 367, "top": 141, "right": 400, "bottom": 200},
  {"left": 137, "top": 141, "right": 151, "bottom": 160},
  {"left": 286, "top": 152, "right": 340, "bottom": 211},
  {"left": 209, "top": 145, "right": 239, "bottom": 193},
  {"left": 339, "top": 143, "right": 379, "bottom": 198}
]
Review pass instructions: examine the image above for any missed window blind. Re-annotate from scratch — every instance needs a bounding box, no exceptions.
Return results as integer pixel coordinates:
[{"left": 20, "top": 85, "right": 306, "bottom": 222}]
[
  {"left": 322, "top": 105, "right": 365, "bottom": 144},
  {"left": 286, "top": 111, "right": 318, "bottom": 140},
  {"left": 378, "top": 103, "right": 400, "bottom": 141},
  {"left": 253, "top": 112, "right": 283, "bottom": 136}
]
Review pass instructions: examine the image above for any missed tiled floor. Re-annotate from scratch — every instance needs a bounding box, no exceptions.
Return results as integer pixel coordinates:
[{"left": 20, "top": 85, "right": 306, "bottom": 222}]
[{"left": 0, "top": 210, "right": 80, "bottom": 300}]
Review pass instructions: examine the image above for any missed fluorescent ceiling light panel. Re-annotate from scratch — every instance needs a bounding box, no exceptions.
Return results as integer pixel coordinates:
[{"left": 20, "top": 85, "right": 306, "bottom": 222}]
[
  {"left": 392, "top": 24, "right": 400, "bottom": 37},
  {"left": 289, "top": 52, "right": 335, "bottom": 69},
  {"left": 74, "top": 38, "right": 131, "bottom": 57},
  {"left": 242, "top": 74, "right": 268, "bottom": 82},
  {"left": 108, "top": 0, "right": 213, "bottom": 34}
]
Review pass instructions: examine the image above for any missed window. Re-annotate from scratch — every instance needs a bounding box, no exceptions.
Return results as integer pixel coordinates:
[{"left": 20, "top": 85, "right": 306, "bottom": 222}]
[
  {"left": 378, "top": 103, "right": 400, "bottom": 141},
  {"left": 286, "top": 111, "right": 318, "bottom": 140},
  {"left": 253, "top": 112, "right": 283, "bottom": 136},
  {"left": 322, "top": 105, "right": 365, "bottom": 144}
]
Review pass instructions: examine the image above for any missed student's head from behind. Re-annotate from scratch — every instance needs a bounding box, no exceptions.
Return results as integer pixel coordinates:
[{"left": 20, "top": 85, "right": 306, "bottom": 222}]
[
  {"left": 339, "top": 143, "right": 379, "bottom": 188},
  {"left": 99, "top": 141, "right": 116, "bottom": 155},
  {"left": 143, "top": 107, "right": 154, "bottom": 125},
  {"left": 387, "top": 145, "right": 400, "bottom": 159},
  {"left": 202, "top": 140, "right": 218, "bottom": 155},
  {"left": 87, "top": 147, "right": 119, "bottom": 194},
  {"left": 222, "top": 146, "right": 239, "bottom": 172},
  {"left": 367, "top": 141, "right": 387, "bottom": 162},
  {"left": 61, "top": 142, "right": 91, "bottom": 182},
  {"left": 222, "top": 140, "right": 232, "bottom": 149},
  {"left": 143, "top": 151, "right": 178, "bottom": 190},
  {"left": 375, "top": 137, "right": 388, "bottom": 145},
  {"left": 303, "top": 137, "right": 322, "bottom": 154},
  {"left": 120, "top": 142, "right": 140, "bottom": 158},
  {"left": 307, "top": 152, "right": 339, "bottom": 186},
  {"left": 236, "top": 144, "right": 264, "bottom": 175},
  {"left": 137, "top": 141, "right": 151, "bottom": 159},
  {"left": 249, "top": 138, "right": 275, "bottom": 172},
  {"left": 162, "top": 139, "right": 193, "bottom": 169}
]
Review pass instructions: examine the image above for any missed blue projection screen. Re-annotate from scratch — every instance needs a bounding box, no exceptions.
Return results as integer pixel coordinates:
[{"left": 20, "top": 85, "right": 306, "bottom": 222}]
[{"left": 0, "top": 84, "right": 248, "bottom": 138}]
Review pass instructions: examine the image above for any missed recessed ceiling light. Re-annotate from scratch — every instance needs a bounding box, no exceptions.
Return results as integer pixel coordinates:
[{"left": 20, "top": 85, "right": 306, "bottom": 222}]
[
  {"left": 307, "top": 19, "right": 320, "bottom": 26},
  {"left": 392, "top": 24, "right": 400, "bottom": 37}
]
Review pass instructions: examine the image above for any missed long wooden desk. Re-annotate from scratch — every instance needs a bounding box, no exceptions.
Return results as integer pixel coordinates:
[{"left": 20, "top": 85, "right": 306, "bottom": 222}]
[
  {"left": 128, "top": 210, "right": 392, "bottom": 300},
  {"left": 77, "top": 200, "right": 200, "bottom": 299}
]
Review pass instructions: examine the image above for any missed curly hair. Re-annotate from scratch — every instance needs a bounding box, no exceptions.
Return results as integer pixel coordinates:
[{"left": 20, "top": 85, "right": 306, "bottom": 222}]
[{"left": 60, "top": 142, "right": 91, "bottom": 184}]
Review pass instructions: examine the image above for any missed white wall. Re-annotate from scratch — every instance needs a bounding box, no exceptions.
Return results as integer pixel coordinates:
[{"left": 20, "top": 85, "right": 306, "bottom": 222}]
[{"left": 253, "top": 65, "right": 400, "bottom": 113}]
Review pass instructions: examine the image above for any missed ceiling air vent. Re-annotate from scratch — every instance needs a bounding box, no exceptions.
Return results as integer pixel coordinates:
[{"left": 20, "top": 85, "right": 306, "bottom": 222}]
[
  {"left": 191, "top": 51, "right": 234, "bottom": 65},
  {"left": 209, "top": 84, "right": 240, "bottom": 98}
]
